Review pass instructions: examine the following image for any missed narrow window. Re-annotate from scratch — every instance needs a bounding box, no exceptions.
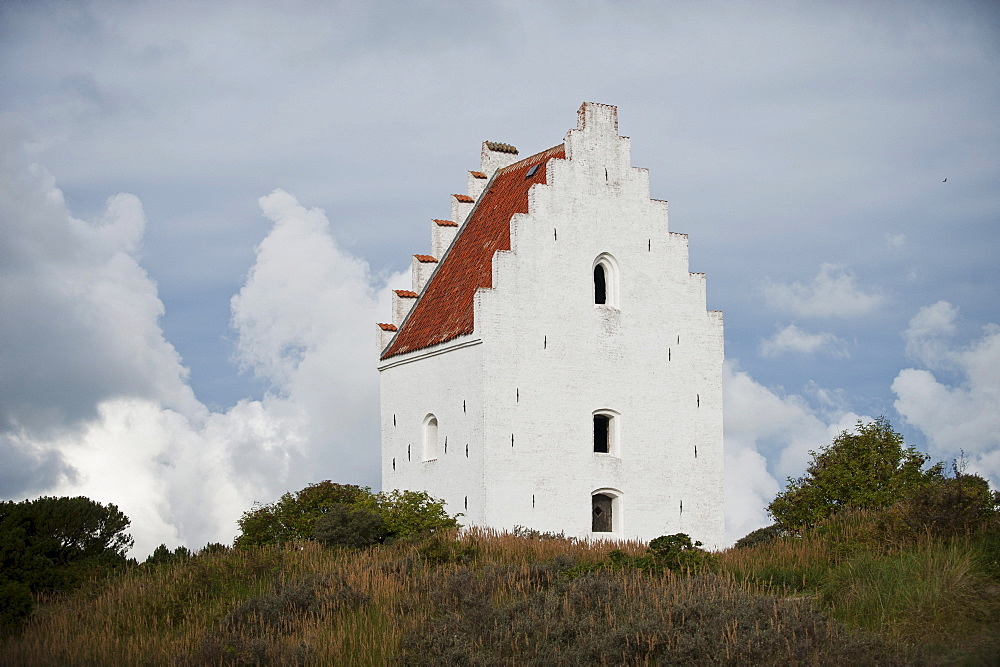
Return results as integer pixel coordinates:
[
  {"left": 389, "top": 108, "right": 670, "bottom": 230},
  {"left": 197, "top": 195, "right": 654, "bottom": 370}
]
[
  {"left": 592, "top": 494, "right": 613, "bottom": 532},
  {"left": 594, "top": 265, "right": 607, "bottom": 304},
  {"left": 465, "top": 443, "right": 469, "bottom": 457},
  {"left": 593, "top": 254, "right": 620, "bottom": 308},
  {"left": 464, "top": 496, "right": 468, "bottom": 510},
  {"left": 592, "top": 410, "right": 619, "bottom": 455},
  {"left": 423, "top": 415, "right": 439, "bottom": 461},
  {"left": 594, "top": 414, "right": 610, "bottom": 453},
  {"left": 392, "top": 458, "right": 395, "bottom": 470}
]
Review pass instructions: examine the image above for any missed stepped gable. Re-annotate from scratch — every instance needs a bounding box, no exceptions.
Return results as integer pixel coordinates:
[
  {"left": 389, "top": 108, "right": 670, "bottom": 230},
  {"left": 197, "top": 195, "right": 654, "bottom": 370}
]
[{"left": 382, "top": 144, "right": 565, "bottom": 360}]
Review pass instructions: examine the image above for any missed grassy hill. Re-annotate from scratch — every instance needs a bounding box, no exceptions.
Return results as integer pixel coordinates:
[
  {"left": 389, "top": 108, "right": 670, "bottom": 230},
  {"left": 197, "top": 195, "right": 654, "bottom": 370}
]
[{"left": 3, "top": 513, "right": 999, "bottom": 665}]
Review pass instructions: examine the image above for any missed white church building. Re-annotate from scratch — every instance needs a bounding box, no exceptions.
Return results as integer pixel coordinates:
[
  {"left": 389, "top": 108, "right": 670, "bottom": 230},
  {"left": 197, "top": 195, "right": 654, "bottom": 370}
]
[{"left": 377, "top": 103, "right": 724, "bottom": 547}]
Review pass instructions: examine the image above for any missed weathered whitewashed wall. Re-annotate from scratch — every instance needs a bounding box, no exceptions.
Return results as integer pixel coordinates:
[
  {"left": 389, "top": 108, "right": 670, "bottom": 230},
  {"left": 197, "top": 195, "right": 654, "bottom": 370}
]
[{"left": 378, "top": 103, "right": 724, "bottom": 548}]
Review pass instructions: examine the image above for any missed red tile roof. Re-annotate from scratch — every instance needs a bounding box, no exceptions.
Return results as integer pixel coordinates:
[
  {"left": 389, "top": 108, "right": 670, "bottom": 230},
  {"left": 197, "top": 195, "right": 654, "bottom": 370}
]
[
  {"left": 470, "top": 171, "right": 487, "bottom": 179},
  {"left": 433, "top": 219, "right": 458, "bottom": 227},
  {"left": 377, "top": 323, "right": 397, "bottom": 331},
  {"left": 452, "top": 194, "right": 475, "bottom": 203},
  {"left": 413, "top": 254, "right": 438, "bottom": 263},
  {"left": 382, "top": 144, "right": 565, "bottom": 360},
  {"left": 394, "top": 289, "right": 418, "bottom": 298}
]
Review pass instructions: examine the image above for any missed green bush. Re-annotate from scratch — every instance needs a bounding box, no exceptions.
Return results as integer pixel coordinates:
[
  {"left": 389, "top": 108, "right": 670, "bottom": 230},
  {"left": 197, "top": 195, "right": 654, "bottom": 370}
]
[
  {"left": 0, "top": 579, "right": 33, "bottom": 636},
  {"left": 313, "top": 505, "right": 387, "bottom": 549},
  {"left": 734, "top": 524, "right": 785, "bottom": 549},
  {"left": 236, "top": 482, "right": 459, "bottom": 549},
  {"left": 0, "top": 496, "right": 132, "bottom": 594},
  {"left": 235, "top": 481, "right": 372, "bottom": 548},
  {"left": 768, "top": 417, "right": 943, "bottom": 531}
]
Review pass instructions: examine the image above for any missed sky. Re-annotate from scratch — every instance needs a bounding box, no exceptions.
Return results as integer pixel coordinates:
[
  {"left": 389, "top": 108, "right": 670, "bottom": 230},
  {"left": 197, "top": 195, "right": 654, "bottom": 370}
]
[{"left": 1, "top": 0, "right": 998, "bottom": 557}]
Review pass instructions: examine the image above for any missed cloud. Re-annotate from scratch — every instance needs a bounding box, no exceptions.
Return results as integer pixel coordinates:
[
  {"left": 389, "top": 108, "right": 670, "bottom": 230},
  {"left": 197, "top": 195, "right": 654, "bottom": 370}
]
[
  {"left": 885, "top": 233, "right": 905, "bottom": 249},
  {"left": 0, "top": 138, "right": 405, "bottom": 556},
  {"left": 723, "top": 362, "right": 869, "bottom": 544},
  {"left": 759, "top": 324, "right": 849, "bottom": 358},
  {"left": 892, "top": 303, "right": 1000, "bottom": 486},
  {"left": 762, "top": 263, "right": 885, "bottom": 318}
]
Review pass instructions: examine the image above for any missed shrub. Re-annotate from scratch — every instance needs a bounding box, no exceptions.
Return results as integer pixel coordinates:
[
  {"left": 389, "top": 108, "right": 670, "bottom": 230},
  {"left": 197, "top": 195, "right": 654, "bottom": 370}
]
[
  {"left": 0, "top": 496, "right": 132, "bottom": 594},
  {"left": 734, "top": 523, "right": 785, "bottom": 549},
  {"left": 768, "top": 417, "right": 943, "bottom": 531},
  {"left": 0, "top": 579, "right": 33, "bottom": 636},
  {"left": 400, "top": 567, "right": 916, "bottom": 665},
  {"left": 235, "top": 482, "right": 373, "bottom": 548},
  {"left": 885, "top": 472, "right": 999, "bottom": 541},
  {"left": 313, "top": 505, "right": 388, "bottom": 549}
]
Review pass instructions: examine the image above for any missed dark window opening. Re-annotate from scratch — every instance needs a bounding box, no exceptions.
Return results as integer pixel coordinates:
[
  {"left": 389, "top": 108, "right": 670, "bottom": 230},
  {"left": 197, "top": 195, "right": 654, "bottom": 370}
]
[
  {"left": 594, "top": 414, "right": 611, "bottom": 453},
  {"left": 532, "top": 494, "right": 535, "bottom": 508},
  {"left": 393, "top": 414, "right": 396, "bottom": 426},
  {"left": 444, "top": 437, "right": 448, "bottom": 454},
  {"left": 465, "top": 443, "right": 469, "bottom": 457},
  {"left": 592, "top": 494, "right": 613, "bottom": 532},
  {"left": 464, "top": 496, "right": 468, "bottom": 510},
  {"left": 648, "top": 239, "right": 651, "bottom": 251},
  {"left": 544, "top": 335, "right": 547, "bottom": 349},
  {"left": 697, "top": 394, "right": 700, "bottom": 407},
  {"left": 392, "top": 458, "right": 395, "bottom": 470},
  {"left": 516, "top": 388, "right": 519, "bottom": 402},
  {"left": 511, "top": 433, "right": 514, "bottom": 447},
  {"left": 407, "top": 444, "right": 411, "bottom": 461},
  {"left": 668, "top": 348, "right": 671, "bottom": 361},
  {"left": 694, "top": 445, "right": 698, "bottom": 458},
  {"left": 594, "top": 265, "right": 607, "bottom": 304},
  {"left": 554, "top": 228, "right": 557, "bottom": 241}
]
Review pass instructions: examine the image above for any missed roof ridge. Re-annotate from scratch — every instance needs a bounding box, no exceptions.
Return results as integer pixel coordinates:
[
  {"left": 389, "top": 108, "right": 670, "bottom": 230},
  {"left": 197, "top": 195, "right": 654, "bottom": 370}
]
[{"left": 497, "top": 144, "right": 565, "bottom": 175}]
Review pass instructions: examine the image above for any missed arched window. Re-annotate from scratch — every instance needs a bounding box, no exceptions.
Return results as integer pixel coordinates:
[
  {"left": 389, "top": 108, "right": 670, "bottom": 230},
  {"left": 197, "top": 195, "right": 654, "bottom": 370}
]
[
  {"left": 594, "top": 265, "right": 607, "bottom": 304},
  {"left": 592, "top": 409, "right": 620, "bottom": 456},
  {"left": 423, "top": 414, "right": 439, "bottom": 461},
  {"left": 593, "top": 254, "right": 619, "bottom": 308},
  {"left": 591, "top": 489, "right": 622, "bottom": 533}
]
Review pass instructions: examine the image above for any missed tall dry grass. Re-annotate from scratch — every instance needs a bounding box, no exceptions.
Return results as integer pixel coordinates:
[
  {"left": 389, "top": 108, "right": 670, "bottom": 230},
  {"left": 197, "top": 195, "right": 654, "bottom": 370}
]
[{"left": 5, "top": 522, "right": 996, "bottom": 664}]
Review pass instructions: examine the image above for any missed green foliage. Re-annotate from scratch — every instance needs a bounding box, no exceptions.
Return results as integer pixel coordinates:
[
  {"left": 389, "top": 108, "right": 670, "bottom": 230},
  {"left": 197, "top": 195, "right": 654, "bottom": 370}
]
[
  {"left": 884, "top": 469, "right": 999, "bottom": 541},
  {"left": 511, "top": 525, "right": 567, "bottom": 540},
  {"left": 236, "top": 482, "right": 459, "bottom": 549},
  {"left": 144, "top": 544, "right": 193, "bottom": 566},
  {"left": 567, "top": 533, "right": 714, "bottom": 577},
  {"left": 733, "top": 523, "right": 785, "bottom": 549},
  {"left": 313, "top": 505, "right": 387, "bottom": 549},
  {"left": 235, "top": 481, "right": 371, "bottom": 548},
  {"left": 367, "top": 489, "right": 459, "bottom": 539},
  {"left": 768, "top": 417, "right": 943, "bottom": 531},
  {"left": 0, "top": 496, "right": 132, "bottom": 593},
  {"left": 0, "top": 580, "right": 33, "bottom": 637}
]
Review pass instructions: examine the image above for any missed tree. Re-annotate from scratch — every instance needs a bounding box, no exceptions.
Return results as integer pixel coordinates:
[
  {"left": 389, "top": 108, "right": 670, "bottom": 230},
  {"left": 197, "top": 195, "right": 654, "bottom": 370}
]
[
  {"left": 767, "top": 417, "right": 943, "bottom": 531},
  {"left": 235, "top": 481, "right": 372, "bottom": 548},
  {"left": 313, "top": 505, "right": 388, "bottom": 549},
  {"left": 235, "top": 481, "right": 459, "bottom": 548},
  {"left": 0, "top": 496, "right": 133, "bottom": 634}
]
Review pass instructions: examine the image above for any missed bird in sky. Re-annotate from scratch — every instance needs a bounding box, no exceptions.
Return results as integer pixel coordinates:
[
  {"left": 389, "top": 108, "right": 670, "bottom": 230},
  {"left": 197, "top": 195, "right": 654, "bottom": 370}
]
[{"left": 943, "top": 178, "right": 948, "bottom": 182}]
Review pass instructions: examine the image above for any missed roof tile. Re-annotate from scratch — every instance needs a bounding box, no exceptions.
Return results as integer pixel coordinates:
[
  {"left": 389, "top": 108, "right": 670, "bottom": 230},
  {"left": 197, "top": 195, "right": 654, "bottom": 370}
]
[
  {"left": 470, "top": 171, "right": 487, "bottom": 179},
  {"left": 394, "top": 289, "right": 419, "bottom": 298},
  {"left": 452, "top": 194, "right": 475, "bottom": 203},
  {"left": 377, "top": 323, "right": 397, "bottom": 331},
  {"left": 383, "top": 144, "right": 565, "bottom": 359},
  {"left": 413, "top": 254, "right": 438, "bottom": 263},
  {"left": 433, "top": 219, "right": 458, "bottom": 227}
]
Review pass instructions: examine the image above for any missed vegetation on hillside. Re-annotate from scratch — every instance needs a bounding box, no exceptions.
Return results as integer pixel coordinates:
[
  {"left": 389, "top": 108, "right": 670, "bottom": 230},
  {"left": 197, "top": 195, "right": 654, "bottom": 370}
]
[{"left": 2, "top": 418, "right": 999, "bottom": 663}]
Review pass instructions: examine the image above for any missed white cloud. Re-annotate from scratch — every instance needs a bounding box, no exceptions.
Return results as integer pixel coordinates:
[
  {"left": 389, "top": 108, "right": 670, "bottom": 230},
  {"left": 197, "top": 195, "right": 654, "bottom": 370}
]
[
  {"left": 723, "top": 362, "right": 869, "bottom": 545},
  {"left": 759, "top": 324, "right": 849, "bottom": 358},
  {"left": 885, "top": 233, "right": 905, "bottom": 248},
  {"left": 763, "top": 263, "right": 885, "bottom": 318},
  {"left": 0, "top": 141, "right": 405, "bottom": 556},
  {"left": 892, "top": 303, "right": 1000, "bottom": 486}
]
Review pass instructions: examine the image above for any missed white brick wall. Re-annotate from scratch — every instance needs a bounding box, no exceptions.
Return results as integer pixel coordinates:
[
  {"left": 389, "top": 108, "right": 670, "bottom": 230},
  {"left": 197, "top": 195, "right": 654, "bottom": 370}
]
[{"left": 379, "top": 103, "right": 724, "bottom": 548}]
